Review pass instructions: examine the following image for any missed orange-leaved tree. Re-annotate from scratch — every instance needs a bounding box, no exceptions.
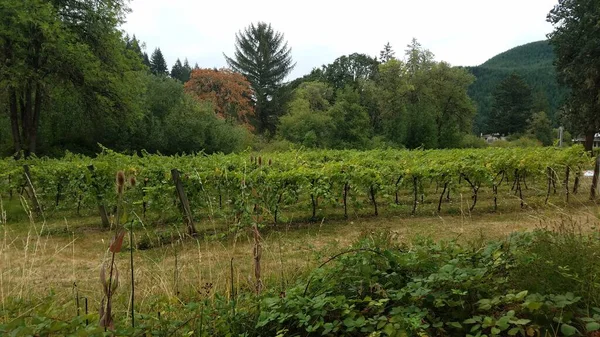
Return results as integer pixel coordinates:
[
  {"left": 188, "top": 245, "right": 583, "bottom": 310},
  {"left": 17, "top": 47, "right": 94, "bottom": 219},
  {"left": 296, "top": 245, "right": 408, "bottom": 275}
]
[{"left": 184, "top": 68, "right": 255, "bottom": 127}]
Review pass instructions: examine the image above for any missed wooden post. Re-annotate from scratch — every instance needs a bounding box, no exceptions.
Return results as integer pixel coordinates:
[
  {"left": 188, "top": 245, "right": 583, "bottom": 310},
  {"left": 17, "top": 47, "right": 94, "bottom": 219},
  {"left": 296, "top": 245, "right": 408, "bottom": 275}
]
[
  {"left": 564, "top": 166, "right": 570, "bottom": 203},
  {"left": 22, "top": 165, "right": 42, "bottom": 215},
  {"left": 591, "top": 155, "right": 600, "bottom": 200},
  {"left": 171, "top": 169, "right": 197, "bottom": 236},
  {"left": 87, "top": 165, "right": 110, "bottom": 228}
]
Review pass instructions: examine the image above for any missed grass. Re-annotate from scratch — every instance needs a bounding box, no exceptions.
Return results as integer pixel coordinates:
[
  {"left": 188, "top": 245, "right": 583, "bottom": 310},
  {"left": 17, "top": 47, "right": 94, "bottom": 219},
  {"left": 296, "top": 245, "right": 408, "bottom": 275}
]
[{"left": 0, "top": 173, "right": 600, "bottom": 332}]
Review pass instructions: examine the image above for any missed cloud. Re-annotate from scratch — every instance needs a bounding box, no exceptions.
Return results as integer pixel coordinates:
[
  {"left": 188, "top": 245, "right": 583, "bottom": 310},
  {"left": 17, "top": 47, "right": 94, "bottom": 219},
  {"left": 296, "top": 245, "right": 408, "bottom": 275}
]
[{"left": 122, "top": 0, "right": 557, "bottom": 79}]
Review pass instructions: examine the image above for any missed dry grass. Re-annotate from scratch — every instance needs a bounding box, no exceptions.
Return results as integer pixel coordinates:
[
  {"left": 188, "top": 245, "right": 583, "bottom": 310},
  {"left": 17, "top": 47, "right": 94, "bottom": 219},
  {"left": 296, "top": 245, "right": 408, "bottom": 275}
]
[{"left": 1, "top": 178, "right": 600, "bottom": 321}]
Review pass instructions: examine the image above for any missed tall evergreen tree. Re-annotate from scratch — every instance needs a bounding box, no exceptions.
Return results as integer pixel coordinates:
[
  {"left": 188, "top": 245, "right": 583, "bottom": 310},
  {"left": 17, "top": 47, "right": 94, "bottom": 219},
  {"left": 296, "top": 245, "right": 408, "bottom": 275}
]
[
  {"left": 547, "top": 0, "right": 600, "bottom": 152},
  {"left": 379, "top": 42, "right": 395, "bottom": 62},
  {"left": 150, "top": 48, "right": 168, "bottom": 76},
  {"left": 170, "top": 58, "right": 184, "bottom": 81},
  {"left": 489, "top": 73, "right": 533, "bottom": 135},
  {"left": 182, "top": 59, "right": 192, "bottom": 82},
  {"left": 405, "top": 38, "right": 435, "bottom": 75},
  {"left": 142, "top": 52, "right": 151, "bottom": 68},
  {"left": 224, "top": 22, "right": 296, "bottom": 134}
]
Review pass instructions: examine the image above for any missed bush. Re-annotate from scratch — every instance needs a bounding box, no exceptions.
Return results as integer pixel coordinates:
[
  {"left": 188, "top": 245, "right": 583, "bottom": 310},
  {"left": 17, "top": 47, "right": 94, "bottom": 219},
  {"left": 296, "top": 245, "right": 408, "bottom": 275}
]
[
  {"left": 460, "top": 134, "right": 489, "bottom": 148},
  {"left": 3, "top": 228, "right": 600, "bottom": 336}
]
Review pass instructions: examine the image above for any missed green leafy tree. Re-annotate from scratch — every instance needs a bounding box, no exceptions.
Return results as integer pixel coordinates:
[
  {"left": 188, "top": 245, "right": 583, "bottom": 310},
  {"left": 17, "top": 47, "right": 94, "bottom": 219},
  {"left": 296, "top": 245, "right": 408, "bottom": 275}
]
[
  {"left": 150, "top": 48, "right": 168, "bottom": 76},
  {"left": 427, "top": 62, "right": 476, "bottom": 147},
  {"left": 489, "top": 73, "right": 533, "bottom": 135},
  {"left": 0, "top": 0, "right": 140, "bottom": 156},
  {"left": 224, "top": 22, "right": 295, "bottom": 134},
  {"left": 321, "top": 53, "right": 379, "bottom": 91},
  {"left": 328, "top": 86, "right": 372, "bottom": 149},
  {"left": 547, "top": 0, "right": 600, "bottom": 152},
  {"left": 278, "top": 81, "right": 334, "bottom": 147},
  {"left": 376, "top": 59, "right": 410, "bottom": 144},
  {"left": 528, "top": 111, "right": 554, "bottom": 146}
]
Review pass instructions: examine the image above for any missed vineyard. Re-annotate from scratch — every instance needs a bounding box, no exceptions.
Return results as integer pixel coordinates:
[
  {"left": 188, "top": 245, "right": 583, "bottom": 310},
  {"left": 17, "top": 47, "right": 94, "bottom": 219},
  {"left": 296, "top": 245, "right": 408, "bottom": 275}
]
[
  {"left": 2, "top": 147, "right": 600, "bottom": 336},
  {"left": 0, "top": 146, "right": 593, "bottom": 233}
]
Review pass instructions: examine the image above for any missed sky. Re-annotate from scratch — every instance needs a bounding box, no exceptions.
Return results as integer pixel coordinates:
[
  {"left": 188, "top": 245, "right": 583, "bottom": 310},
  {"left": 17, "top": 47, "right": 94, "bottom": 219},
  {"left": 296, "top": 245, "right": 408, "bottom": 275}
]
[{"left": 122, "top": 0, "right": 559, "bottom": 80}]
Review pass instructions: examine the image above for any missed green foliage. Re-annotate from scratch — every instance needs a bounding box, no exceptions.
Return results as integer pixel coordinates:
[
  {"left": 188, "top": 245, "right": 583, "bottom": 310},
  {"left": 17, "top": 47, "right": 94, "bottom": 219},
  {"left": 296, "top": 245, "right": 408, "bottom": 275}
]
[
  {"left": 528, "top": 111, "right": 554, "bottom": 146},
  {"left": 170, "top": 58, "right": 192, "bottom": 83},
  {"left": 489, "top": 73, "right": 534, "bottom": 135},
  {"left": 328, "top": 86, "right": 372, "bottom": 149},
  {"left": 466, "top": 41, "right": 568, "bottom": 133},
  {"left": 0, "top": 0, "right": 141, "bottom": 155},
  {"left": 0, "top": 146, "right": 590, "bottom": 227},
  {"left": 149, "top": 47, "right": 168, "bottom": 76},
  {"left": 548, "top": 0, "right": 600, "bottom": 151},
  {"left": 225, "top": 22, "right": 295, "bottom": 134},
  {"left": 3, "top": 229, "right": 600, "bottom": 336},
  {"left": 460, "top": 134, "right": 489, "bottom": 148},
  {"left": 320, "top": 53, "right": 380, "bottom": 91}
]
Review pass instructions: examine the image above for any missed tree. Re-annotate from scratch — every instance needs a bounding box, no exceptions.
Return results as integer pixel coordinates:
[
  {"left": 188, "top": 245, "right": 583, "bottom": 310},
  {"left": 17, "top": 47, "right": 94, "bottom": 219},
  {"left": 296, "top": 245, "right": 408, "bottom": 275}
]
[
  {"left": 379, "top": 42, "right": 395, "bottom": 63},
  {"left": 170, "top": 59, "right": 184, "bottom": 81},
  {"left": 547, "top": 0, "right": 600, "bottom": 152},
  {"left": 170, "top": 58, "right": 193, "bottom": 82},
  {"left": 426, "top": 62, "right": 476, "bottom": 147},
  {"left": 184, "top": 68, "right": 254, "bottom": 127},
  {"left": 321, "top": 53, "right": 379, "bottom": 91},
  {"left": 150, "top": 48, "right": 168, "bottom": 76},
  {"left": 0, "top": 0, "right": 139, "bottom": 156},
  {"left": 328, "top": 86, "right": 372, "bottom": 149},
  {"left": 528, "top": 111, "right": 554, "bottom": 146},
  {"left": 278, "top": 81, "right": 334, "bottom": 147},
  {"left": 489, "top": 73, "right": 533, "bottom": 135},
  {"left": 182, "top": 59, "right": 192, "bottom": 82},
  {"left": 224, "top": 22, "right": 295, "bottom": 134},
  {"left": 405, "top": 38, "right": 435, "bottom": 75},
  {"left": 376, "top": 59, "right": 410, "bottom": 144}
]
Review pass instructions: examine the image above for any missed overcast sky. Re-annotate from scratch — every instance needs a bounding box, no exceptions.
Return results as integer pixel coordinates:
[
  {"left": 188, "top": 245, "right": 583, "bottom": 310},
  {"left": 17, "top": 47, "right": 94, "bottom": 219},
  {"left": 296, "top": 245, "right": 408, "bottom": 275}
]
[{"left": 122, "top": 0, "right": 558, "bottom": 80}]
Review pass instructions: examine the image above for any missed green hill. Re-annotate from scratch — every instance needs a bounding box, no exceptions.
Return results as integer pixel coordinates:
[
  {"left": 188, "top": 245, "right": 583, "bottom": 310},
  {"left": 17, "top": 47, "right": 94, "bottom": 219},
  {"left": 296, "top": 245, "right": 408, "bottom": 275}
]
[{"left": 466, "top": 40, "right": 568, "bottom": 134}]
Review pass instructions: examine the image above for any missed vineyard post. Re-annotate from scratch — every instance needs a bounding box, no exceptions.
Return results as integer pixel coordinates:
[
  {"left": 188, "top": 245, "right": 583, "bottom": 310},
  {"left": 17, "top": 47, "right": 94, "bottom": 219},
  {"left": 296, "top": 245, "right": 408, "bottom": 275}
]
[
  {"left": 22, "top": 165, "right": 42, "bottom": 215},
  {"left": 8, "top": 175, "right": 12, "bottom": 200},
  {"left": 170, "top": 169, "right": 197, "bottom": 236},
  {"left": 545, "top": 167, "right": 552, "bottom": 204},
  {"left": 591, "top": 155, "right": 600, "bottom": 200},
  {"left": 564, "top": 166, "right": 570, "bottom": 203},
  {"left": 55, "top": 181, "right": 61, "bottom": 206},
  {"left": 343, "top": 182, "right": 349, "bottom": 219},
  {"left": 87, "top": 165, "right": 110, "bottom": 228}
]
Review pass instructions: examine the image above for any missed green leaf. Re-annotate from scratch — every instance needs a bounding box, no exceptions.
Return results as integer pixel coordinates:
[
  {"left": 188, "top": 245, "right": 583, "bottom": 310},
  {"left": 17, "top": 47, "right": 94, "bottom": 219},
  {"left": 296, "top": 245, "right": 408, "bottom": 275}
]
[
  {"left": 448, "top": 322, "right": 462, "bottom": 329},
  {"left": 586, "top": 322, "right": 600, "bottom": 332},
  {"left": 560, "top": 323, "right": 578, "bottom": 336},
  {"left": 508, "top": 327, "right": 521, "bottom": 336}
]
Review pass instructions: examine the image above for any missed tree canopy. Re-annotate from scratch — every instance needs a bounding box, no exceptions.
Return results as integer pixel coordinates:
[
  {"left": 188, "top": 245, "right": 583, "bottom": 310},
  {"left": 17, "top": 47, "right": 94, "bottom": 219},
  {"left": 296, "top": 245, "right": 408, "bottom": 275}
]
[
  {"left": 224, "top": 22, "right": 295, "bottom": 134},
  {"left": 547, "top": 0, "right": 600, "bottom": 151},
  {"left": 184, "top": 68, "right": 255, "bottom": 127}
]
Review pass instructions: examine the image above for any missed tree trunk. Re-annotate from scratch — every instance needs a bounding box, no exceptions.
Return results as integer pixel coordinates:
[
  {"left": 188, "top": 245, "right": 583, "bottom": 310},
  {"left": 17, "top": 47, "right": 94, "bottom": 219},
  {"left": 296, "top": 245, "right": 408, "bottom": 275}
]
[
  {"left": 591, "top": 155, "right": 600, "bottom": 200},
  {"left": 585, "top": 129, "right": 595, "bottom": 154},
  {"left": 28, "top": 83, "right": 43, "bottom": 155},
  {"left": 8, "top": 87, "right": 22, "bottom": 156}
]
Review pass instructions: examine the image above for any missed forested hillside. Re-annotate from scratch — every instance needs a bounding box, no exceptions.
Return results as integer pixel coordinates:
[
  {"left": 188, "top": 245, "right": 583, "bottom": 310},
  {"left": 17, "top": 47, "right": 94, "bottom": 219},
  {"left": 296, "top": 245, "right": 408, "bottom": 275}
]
[{"left": 467, "top": 40, "right": 568, "bottom": 134}]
